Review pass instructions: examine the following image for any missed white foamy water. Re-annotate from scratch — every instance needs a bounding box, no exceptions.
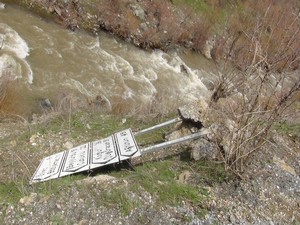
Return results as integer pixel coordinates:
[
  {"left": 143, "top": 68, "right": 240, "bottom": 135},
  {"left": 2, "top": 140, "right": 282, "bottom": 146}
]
[
  {"left": 0, "top": 23, "right": 29, "bottom": 59},
  {"left": 0, "top": 54, "right": 22, "bottom": 79},
  {"left": 0, "top": 2, "right": 5, "bottom": 10},
  {"left": 0, "top": 22, "right": 33, "bottom": 83}
]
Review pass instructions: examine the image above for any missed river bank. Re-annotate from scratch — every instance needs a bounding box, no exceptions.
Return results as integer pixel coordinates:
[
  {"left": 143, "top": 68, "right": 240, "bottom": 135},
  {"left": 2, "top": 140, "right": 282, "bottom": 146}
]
[
  {"left": 1, "top": 0, "right": 214, "bottom": 55},
  {"left": 0, "top": 1, "right": 300, "bottom": 224},
  {"left": 0, "top": 3, "right": 217, "bottom": 118},
  {"left": 2, "top": 0, "right": 300, "bottom": 71}
]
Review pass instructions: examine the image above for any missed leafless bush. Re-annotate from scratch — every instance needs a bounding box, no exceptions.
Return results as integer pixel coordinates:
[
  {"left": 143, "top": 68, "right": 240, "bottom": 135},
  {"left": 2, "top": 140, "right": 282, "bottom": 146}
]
[
  {"left": 94, "top": 0, "right": 213, "bottom": 51},
  {"left": 207, "top": 6, "right": 300, "bottom": 175},
  {"left": 95, "top": 0, "right": 137, "bottom": 39},
  {"left": 213, "top": 0, "right": 300, "bottom": 71}
]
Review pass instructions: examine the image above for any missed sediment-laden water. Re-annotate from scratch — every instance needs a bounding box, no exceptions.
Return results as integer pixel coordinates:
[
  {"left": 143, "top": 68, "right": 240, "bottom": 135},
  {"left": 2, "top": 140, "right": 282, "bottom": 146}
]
[{"left": 0, "top": 3, "right": 216, "bottom": 117}]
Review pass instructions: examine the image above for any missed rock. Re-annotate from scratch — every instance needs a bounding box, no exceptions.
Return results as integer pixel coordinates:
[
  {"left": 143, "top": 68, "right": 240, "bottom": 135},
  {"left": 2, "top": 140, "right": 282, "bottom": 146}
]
[
  {"left": 77, "top": 175, "right": 117, "bottom": 185},
  {"left": 19, "top": 193, "right": 38, "bottom": 207},
  {"left": 63, "top": 141, "right": 74, "bottom": 150},
  {"left": 130, "top": 4, "right": 146, "bottom": 21},
  {"left": 78, "top": 219, "right": 89, "bottom": 225},
  {"left": 229, "top": 214, "right": 236, "bottom": 224},
  {"left": 191, "top": 138, "right": 217, "bottom": 161},
  {"left": 39, "top": 98, "right": 53, "bottom": 110},
  {"left": 225, "top": 119, "right": 236, "bottom": 132},
  {"left": 178, "top": 170, "right": 192, "bottom": 184},
  {"left": 202, "top": 36, "right": 215, "bottom": 59},
  {"left": 207, "top": 117, "right": 238, "bottom": 158},
  {"left": 10, "top": 140, "right": 16, "bottom": 147},
  {"left": 273, "top": 157, "right": 297, "bottom": 176},
  {"left": 5, "top": 205, "right": 14, "bottom": 215},
  {"left": 180, "top": 64, "right": 189, "bottom": 75},
  {"left": 178, "top": 99, "right": 208, "bottom": 125},
  {"left": 30, "top": 133, "right": 41, "bottom": 146},
  {"left": 165, "top": 99, "right": 210, "bottom": 141},
  {"left": 140, "top": 22, "right": 148, "bottom": 31},
  {"left": 56, "top": 203, "right": 62, "bottom": 210},
  {"left": 0, "top": 2, "right": 5, "bottom": 10}
]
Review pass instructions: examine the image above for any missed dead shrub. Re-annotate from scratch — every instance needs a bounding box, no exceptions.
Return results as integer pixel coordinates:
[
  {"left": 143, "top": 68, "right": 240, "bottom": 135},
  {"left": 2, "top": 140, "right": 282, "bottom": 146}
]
[
  {"left": 139, "top": 0, "right": 183, "bottom": 49},
  {"left": 96, "top": 0, "right": 132, "bottom": 38},
  {"left": 214, "top": 0, "right": 300, "bottom": 72},
  {"left": 150, "top": 1, "right": 179, "bottom": 39},
  {"left": 207, "top": 6, "right": 300, "bottom": 174},
  {"left": 189, "top": 16, "right": 211, "bottom": 52},
  {"left": 109, "top": 95, "right": 136, "bottom": 115},
  {"left": 138, "top": 27, "right": 161, "bottom": 49},
  {"left": 209, "top": 69, "right": 300, "bottom": 174}
]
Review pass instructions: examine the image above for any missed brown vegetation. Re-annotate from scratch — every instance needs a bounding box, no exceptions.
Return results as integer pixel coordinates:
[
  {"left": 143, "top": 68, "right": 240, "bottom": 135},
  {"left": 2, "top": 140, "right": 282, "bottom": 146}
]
[
  {"left": 206, "top": 2, "right": 300, "bottom": 174},
  {"left": 212, "top": 0, "right": 300, "bottom": 72},
  {"left": 91, "top": 0, "right": 211, "bottom": 51}
]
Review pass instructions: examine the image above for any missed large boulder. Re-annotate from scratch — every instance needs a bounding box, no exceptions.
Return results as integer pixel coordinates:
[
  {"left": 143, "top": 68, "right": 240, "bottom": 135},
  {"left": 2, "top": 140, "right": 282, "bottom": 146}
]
[
  {"left": 165, "top": 99, "right": 219, "bottom": 161},
  {"left": 130, "top": 4, "right": 146, "bottom": 21}
]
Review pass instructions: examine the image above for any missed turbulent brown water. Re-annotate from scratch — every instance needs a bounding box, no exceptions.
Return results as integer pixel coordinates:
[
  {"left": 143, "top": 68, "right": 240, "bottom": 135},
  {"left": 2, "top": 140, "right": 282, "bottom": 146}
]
[{"left": 0, "top": 3, "right": 216, "bottom": 117}]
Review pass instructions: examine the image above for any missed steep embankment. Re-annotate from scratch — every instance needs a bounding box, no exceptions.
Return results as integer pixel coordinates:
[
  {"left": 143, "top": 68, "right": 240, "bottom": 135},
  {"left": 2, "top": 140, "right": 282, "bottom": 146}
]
[{"left": 0, "top": 1, "right": 299, "bottom": 224}]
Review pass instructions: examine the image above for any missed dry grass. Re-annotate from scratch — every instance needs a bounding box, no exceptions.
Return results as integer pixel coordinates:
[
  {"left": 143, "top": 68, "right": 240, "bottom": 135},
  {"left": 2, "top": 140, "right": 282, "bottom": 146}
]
[
  {"left": 212, "top": 0, "right": 300, "bottom": 72},
  {"left": 90, "top": 0, "right": 300, "bottom": 64},
  {"left": 91, "top": 0, "right": 213, "bottom": 51}
]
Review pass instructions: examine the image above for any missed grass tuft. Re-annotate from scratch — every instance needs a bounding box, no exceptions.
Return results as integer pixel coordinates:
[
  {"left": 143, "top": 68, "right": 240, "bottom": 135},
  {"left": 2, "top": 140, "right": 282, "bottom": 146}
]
[
  {"left": 131, "top": 160, "right": 208, "bottom": 206},
  {"left": 0, "top": 182, "right": 22, "bottom": 205}
]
